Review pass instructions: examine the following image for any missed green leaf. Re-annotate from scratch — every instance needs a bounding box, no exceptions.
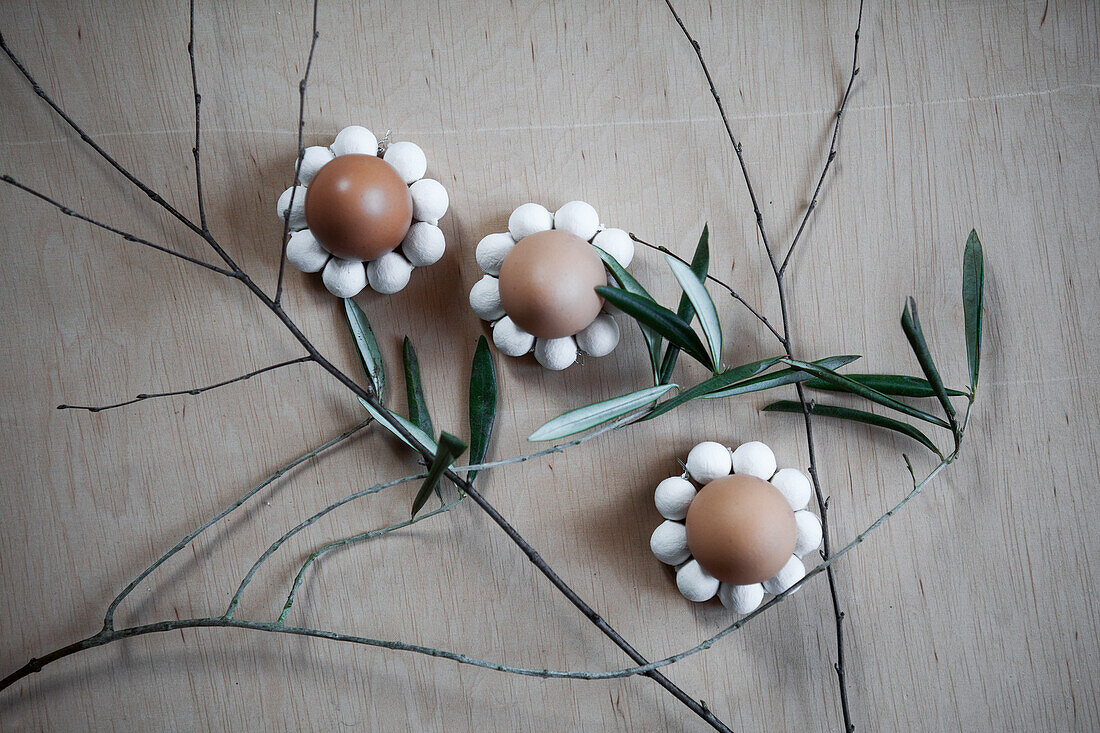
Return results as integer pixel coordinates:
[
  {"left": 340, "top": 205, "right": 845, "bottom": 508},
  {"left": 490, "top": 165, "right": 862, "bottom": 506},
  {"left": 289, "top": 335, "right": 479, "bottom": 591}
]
[
  {"left": 963, "top": 229, "right": 984, "bottom": 391},
  {"left": 641, "top": 356, "right": 785, "bottom": 422},
  {"left": 900, "top": 298, "right": 957, "bottom": 423},
  {"left": 596, "top": 286, "right": 711, "bottom": 368},
  {"left": 780, "top": 358, "right": 952, "bottom": 429},
  {"left": 595, "top": 246, "right": 663, "bottom": 384},
  {"left": 805, "top": 373, "right": 967, "bottom": 398},
  {"left": 412, "top": 432, "right": 466, "bottom": 517},
  {"left": 701, "top": 355, "right": 862, "bottom": 400},
  {"left": 343, "top": 298, "right": 385, "bottom": 399},
  {"left": 659, "top": 226, "right": 709, "bottom": 383},
  {"left": 467, "top": 336, "right": 497, "bottom": 483},
  {"left": 763, "top": 400, "right": 943, "bottom": 457},
  {"left": 666, "top": 253, "right": 721, "bottom": 371},
  {"left": 359, "top": 397, "right": 438, "bottom": 454},
  {"left": 402, "top": 337, "right": 434, "bottom": 436},
  {"left": 529, "top": 384, "right": 677, "bottom": 441}
]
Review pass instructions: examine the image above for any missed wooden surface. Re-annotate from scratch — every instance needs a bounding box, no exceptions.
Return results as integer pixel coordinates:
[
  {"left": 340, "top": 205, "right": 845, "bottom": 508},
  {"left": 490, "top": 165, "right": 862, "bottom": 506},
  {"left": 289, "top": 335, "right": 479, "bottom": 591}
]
[{"left": 1, "top": 1, "right": 1097, "bottom": 730}]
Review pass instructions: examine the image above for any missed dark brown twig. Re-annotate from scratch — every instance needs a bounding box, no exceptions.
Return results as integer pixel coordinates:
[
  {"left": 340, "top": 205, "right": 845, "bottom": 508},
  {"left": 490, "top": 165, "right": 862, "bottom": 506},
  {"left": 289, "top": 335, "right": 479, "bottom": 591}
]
[
  {"left": 274, "top": 0, "right": 321, "bottom": 306},
  {"left": 665, "top": 2, "right": 866, "bottom": 730},
  {"left": 631, "top": 233, "right": 784, "bottom": 342},
  {"left": 0, "top": 175, "right": 233, "bottom": 277},
  {"left": 57, "top": 355, "right": 314, "bottom": 413},
  {"left": 779, "top": 1, "right": 864, "bottom": 276},
  {"left": 188, "top": 0, "right": 209, "bottom": 234}
]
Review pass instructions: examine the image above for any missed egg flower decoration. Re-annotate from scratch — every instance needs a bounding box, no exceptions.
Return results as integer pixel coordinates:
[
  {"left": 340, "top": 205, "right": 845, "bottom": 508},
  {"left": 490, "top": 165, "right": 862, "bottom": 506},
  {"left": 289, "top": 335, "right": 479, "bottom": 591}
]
[
  {"left": 468, "top": 201, "right": 636, "bottom": 371},
  {"left": 276, "top": 125, "right": 450, "bottom": 298},
  {"left": 649, "top": 439, "right": 824, "bottom": 613}
]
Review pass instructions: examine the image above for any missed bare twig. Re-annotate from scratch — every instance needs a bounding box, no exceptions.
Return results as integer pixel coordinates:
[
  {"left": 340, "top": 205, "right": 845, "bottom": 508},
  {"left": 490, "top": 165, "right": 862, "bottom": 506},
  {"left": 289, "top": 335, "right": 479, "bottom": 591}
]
[
  {"left": 274, "top": 0, "right": 321, "bottom": 306},
  {"left": 58, "top": 355, "right": 314, "bottom": 413},
  {"left": 188, "top": 0, "right": 209, "bottom": 234},
  {"left": 780, "top": 1, "right": 864, "bottom": 276},
  {"left": 630, "top": 233, "right": 784, "bottom": 342},
  {"left": 0, "top": 175, "right": 233, "bottom": 277},
  {"left": 665, "top": 2, "right": 866, "bottom": 730}
]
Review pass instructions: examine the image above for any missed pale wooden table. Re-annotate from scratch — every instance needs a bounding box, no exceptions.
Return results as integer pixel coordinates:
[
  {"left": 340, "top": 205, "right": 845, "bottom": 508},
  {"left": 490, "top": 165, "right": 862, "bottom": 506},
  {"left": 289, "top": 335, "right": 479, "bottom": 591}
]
[{"left": 1, "top": 1, "right": 1096, "bottom": 730}]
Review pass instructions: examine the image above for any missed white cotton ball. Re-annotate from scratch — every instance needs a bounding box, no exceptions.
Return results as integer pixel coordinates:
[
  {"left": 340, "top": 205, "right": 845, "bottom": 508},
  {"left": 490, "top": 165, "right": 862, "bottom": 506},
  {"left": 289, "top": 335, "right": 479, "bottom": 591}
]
[
  {"left": 297, "top": 145, "right": 335, "bottom": 185},
  {"left": 409, "top": 178, "right": 449, "bottom": 225},
  {"left": 321, "top": 258, "right": 367, "bottom": 298},
  {"left": 475, "top": 232, "right": 516, "bottom": 276},
  {"left": 718, "top": 582, "right": 765, "bottom": 614},
  {"left": 553, "top": 200, "right": 600, "bottom": 241},
  {"left": 771, "top": 468, "right": 812, "bottom": 511},
  {"left": 331, "top": 125, "right": 378, "bottom": 156},
  {"left": 400, "top": 222, "right": 445, "bottom": 267},
  {"left": 654, "top": 476, "right": 697, "bottom": 520},
  {"left": 592, "top": 227, "right": 634, "bottom": 267},
  {"left": 686, "top": 441, "right": 732, "bottom": 484},
  {"left": 730, "top": 441, "right": 777, "bottom": 480},
  {"left": 508, "top": 202, "right": 553, "bottom": 241},
  {"left": 793, "top": 510, "right": 823, "bottom": 557},
  {"left": 575, "top": 314, "right": 620, "bottom": 357},
  {"left": 492, "top": 316, "right": 535, "bottom": 356},
  {"left": 676, "top": 560, "right": 720, "bottom": 602},
  {"left": 286, "top": 229, "right": 329, "bottom": 272},
  {"left": 762, "top": 556, "right": 806, "bottom": 596},
  {"left": 650, "top": 520, "right": 690, "bottom": 565},
  {"left": 469, "top": 275, "right": 505, "bottom": 321},
  {"left": 382, "top": 140, "right": 427, "bottom": 184},
  {"left": 534, "top": 336, "right": 578, "bottom": 370},
  {"left": 276, "top": 185, "right": 309, "bottom": 230},
  {"left": 366, "top": 251, "right": 414, "bottom": 294}
]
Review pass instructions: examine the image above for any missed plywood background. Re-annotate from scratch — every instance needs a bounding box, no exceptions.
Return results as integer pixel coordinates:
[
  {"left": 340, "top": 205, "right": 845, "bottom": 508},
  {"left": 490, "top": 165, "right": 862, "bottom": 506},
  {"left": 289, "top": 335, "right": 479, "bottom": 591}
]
[{"left": 1, "top": 1, "right": 1097, "bottom": 730}]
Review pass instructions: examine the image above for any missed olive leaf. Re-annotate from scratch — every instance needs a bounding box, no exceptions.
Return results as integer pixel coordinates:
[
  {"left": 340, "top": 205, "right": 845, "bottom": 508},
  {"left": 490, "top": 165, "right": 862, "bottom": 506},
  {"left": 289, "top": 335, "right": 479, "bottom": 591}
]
[
  {"left": 700, "top": 355, "right": 862, "bottom": 400},
  {"left": 963, "top": 229, "right": 984, "bottom": 391},
  {"left": 596, "top": 286, "right": 711, "bottom": 368},
  {"left": 641, "top": 356, "right": 785, "bottom": 422},
  {"left": 659, "top": 226, "right": 710, "bottom": 383},
  {"left": 666, "top": 251, "right": 721, "bottom": 372},
  {"left": 412, "top": 432, "right": 467, "bottom": 517},
  {"left": 763, "top": 400, "right": 943, "bottom": 458},
  {"left": 900, "top": 298, "right": 956, "bottom": 423},
  {"left": 594, "top": 246, "right": 663, "bottom": 384},
  {"left": 780, "top": 358, "right": 952, "bottom": 428},
  {"left": 344, "top": 298, "right": 385, "bottom": 398},
  {"left": 358, "top": 397, "right": 438, "bottom": 454},
  {"left": 529, "top": 384, "right": 677, "bottom": 441},
  {"left": 805, "top": 373, "right": 967, "bottom": 398},
  {"left": 467, "top": 336, "right": 497, "bottom": 483},
  {"left": 402, "top": 337, "right": 434, "bottom": 436}
]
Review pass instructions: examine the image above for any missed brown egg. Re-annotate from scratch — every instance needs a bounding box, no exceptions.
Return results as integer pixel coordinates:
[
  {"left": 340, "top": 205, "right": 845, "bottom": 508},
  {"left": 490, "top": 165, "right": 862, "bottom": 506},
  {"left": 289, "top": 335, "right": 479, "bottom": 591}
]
[
  {"left": 685, "top": 474, "right": 797, "bottom": 585},
  {"left": 304, "top": 154, "right": 413, "bottom": 261},
  {"left": 497, "top": 230, "right": 606, "bottom": 338}
]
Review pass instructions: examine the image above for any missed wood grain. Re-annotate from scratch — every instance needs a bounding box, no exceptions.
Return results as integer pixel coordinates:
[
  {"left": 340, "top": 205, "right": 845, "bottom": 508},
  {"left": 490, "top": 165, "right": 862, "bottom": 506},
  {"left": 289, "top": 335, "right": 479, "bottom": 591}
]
[{"left": 1, "top": 0, "right": 1097, "bottom": 730}]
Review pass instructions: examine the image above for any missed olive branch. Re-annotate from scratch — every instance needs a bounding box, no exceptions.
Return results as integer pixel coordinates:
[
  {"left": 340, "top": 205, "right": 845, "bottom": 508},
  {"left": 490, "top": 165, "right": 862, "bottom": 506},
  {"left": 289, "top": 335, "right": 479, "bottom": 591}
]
[{"left": 0, "top": 1, "right": 987, "bottom": 732}]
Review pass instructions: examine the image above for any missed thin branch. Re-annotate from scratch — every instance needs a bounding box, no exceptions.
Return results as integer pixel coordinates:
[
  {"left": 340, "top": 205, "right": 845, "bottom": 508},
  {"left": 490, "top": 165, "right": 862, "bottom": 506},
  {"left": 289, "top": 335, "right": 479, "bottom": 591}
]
[
  {"left": 58, "top": 356, "right": 314, "bottom": 413},
  {"left": 188, "top": 0, "right": 209, "bottom": 234},
  {"left": 278, "top": 496, "right": 465, "bottom": 624},
  {"left": 225, "top": 472, "right": 426, "bottom": 619},
  {"left": 631, "top": 233, "right": 784, "bottom": 343},
  {"left": 0, "top": 175, "right": 234, "bottom": 277},
  {"left": 102, "top": 418, "right": 373, "bottom": 631},
  {"left": 274, "top": 0, "right": 321, "bottom": 306},
  {"left": 662, "top": 0, "right": 779, "bottom": 272},
  {"left": 780, "top": 1, "right": 864, "bottom": 276}
]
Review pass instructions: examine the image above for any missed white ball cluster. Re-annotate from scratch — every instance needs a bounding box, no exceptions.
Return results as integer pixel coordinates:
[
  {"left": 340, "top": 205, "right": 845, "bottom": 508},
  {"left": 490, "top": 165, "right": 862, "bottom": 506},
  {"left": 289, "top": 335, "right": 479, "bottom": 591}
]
[
  {"left": 276, "top": 125, "right": 449, "bottom": 299},
  {"left": 649, "top": 439, "right": 824, "bottom": 613},
  {"left": 469, "top": 201, "right": 636, "bottom": 371}
]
